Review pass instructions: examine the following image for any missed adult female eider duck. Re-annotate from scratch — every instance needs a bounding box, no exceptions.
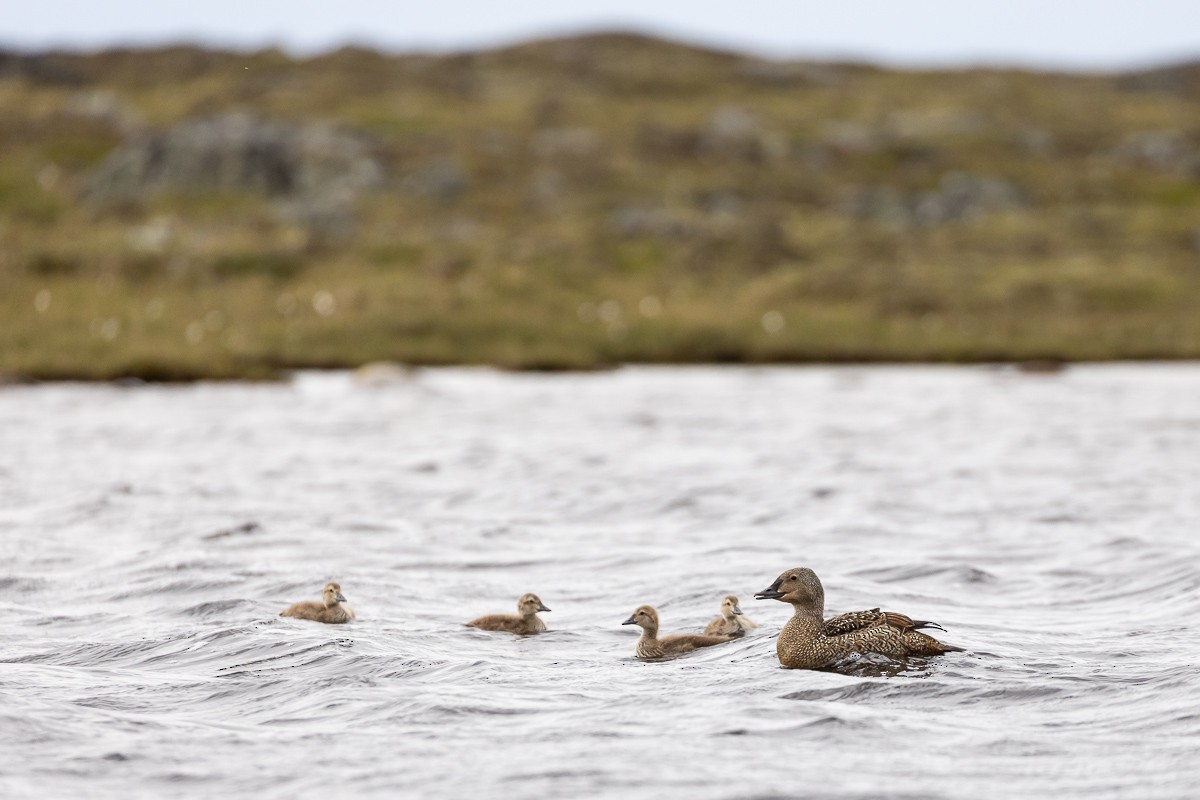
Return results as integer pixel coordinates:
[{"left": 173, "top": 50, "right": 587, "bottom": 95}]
[
  {"left": 754, "top": 567, "right": 961, "bottom": 669},
  {"left": 280, "top": 581, "right": 355, "bottom": 624},
  {"left": 466, "top": 593, "right": 551, "bottom": 635},
  {"left": 622, "top": 605, "right": 735, "bottom": 659},
  {"left": 704, "top": 595, "right": 757, "bottom": 637}
]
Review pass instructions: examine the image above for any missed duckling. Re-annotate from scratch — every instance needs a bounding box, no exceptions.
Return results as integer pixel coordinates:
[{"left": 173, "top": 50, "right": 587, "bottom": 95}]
[
  {"left": 754, "top": 567, "right": 961, "bottom": 669},
  {"left": 466, "top": 593, "right": 550, "bottom": 635},
  {"left": 280, "top": 581, "right": 355, "bottom": 624},
  {"left": 704, "top": 594, "right": 758, "bottom": 636},
  {"left": 622, "top": 605, "right": 735, "bottom": 659}
]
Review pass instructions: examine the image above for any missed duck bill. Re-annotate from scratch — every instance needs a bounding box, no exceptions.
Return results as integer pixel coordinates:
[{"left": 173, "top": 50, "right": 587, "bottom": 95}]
[
  {"left": 754, "top": 583, "right": 784, "bottom": 600},
  {"left": 731, "top": 605, "right": 744, "bottom": 615},
  {"left": 621, "top": 615, "right": 637, "bottom": 625},
  {"left": 537, "top": 603, "right": 551, "bottom": 612},
  {"left": 336, "top": 593, "right": 348, "bottom": 603}
]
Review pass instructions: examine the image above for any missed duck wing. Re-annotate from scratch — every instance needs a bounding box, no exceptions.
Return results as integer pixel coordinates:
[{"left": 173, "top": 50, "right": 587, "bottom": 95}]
[
  {"left": 660, "top": 633, "right": 735, "bottom": 654},
  {"left": 280, "top": 600, "right": 324, "bottom": 620},
  {"left": 823, "top": 608, "right": 946, "bottom": 637},
  {"left": 466, "top": 613, "right": 521, "bottom": 632}
]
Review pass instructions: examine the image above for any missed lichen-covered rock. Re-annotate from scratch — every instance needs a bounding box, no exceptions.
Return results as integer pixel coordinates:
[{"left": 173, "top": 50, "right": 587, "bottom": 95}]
[
  {"left": 84, "top": 112, "right": 385, "bottom": 201},
  {"left": 847, "top": 172, "right": 1028, "bottom": 226}
]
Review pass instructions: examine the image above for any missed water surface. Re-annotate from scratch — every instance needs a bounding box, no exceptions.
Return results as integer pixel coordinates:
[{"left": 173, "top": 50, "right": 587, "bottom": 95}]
[{"left": 1, "top": 366, "right": 1198, "bottom": 799}]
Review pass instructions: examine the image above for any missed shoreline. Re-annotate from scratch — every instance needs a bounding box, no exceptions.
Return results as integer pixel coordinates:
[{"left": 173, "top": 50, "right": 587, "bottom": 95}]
[{"left": 18, "top": 355, "right": 1200, "bottom": 385}]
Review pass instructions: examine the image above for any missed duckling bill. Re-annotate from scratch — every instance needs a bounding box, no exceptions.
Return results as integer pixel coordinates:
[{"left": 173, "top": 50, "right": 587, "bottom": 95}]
[
  {"left": 622, "top": 605, "right": 736, "bottom": 659},
  {"left": 466, "top": 593, "right": 550, "bottom": 635},
  {"left": 755, "top": 567, "right": 962, "bottom": 669},
  {"left": 280, "top": 581, "right": 355, "bottom": 624}
]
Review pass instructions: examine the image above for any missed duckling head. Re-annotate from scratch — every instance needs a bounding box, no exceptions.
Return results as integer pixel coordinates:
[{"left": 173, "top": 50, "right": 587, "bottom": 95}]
[
  {"left": 721, "top": 595, "right": 744, "bottom": 620},
  {"left": 322, "top": 582, "right": 348, "bottom": 608},
  {"left": 518, "top": 593, "right": 551, "bottom": 616},
  {"left": 621, "top": 605, "right": 659, "bottom": 634},
  {"left": 754, "top": 568, "right": 824, "bottom": 611}
]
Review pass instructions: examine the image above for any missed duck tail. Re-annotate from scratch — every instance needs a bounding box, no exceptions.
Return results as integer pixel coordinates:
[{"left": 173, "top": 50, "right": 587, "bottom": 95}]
[
  {"left": 925, "top": 633, "right": 964, "bottom": 654},
  {"left": 907, "top": 631, "right": 964, "bottom": 656}
]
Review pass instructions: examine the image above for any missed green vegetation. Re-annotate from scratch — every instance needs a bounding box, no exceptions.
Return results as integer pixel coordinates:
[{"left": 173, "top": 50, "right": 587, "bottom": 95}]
[{"left": 2, "top": 35, "right": 1200, "bottom": 380}]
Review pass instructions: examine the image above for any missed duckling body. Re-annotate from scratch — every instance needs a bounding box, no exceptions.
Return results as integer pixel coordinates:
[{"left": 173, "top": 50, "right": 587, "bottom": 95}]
[
  {"left": 467, "top": 593, "right": 550, "bottom": 635},
  {"left": 623, "top": 605, "right": 735, "bottom": 659},
  {"left": 704, "top": 595, "right": 757, "bottom": 637},
  {"left": 280, "top": 582, "right": 355, "bottom": 624},
  {"left": 754, "top": 567, "right": 961, "bottom": 669}
]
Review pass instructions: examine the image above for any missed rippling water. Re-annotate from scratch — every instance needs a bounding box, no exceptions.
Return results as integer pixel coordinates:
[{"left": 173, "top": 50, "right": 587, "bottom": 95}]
[{"left": 2, "top": 365, "right": 1199, "bottom": 799}]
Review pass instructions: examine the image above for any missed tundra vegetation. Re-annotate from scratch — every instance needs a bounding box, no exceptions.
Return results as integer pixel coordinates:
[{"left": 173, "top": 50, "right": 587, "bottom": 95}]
[{"left": 2, "top": 35, "right": 1199, "bottom": 380}]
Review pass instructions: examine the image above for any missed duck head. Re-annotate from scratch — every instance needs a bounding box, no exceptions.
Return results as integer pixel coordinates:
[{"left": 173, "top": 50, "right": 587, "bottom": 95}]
[
  {"left": 721, "top": 595, "right": 744, "bottom": 620},
  {"left": 322, "top": 582, "right": 348, "bottom": 608},
  {"left": 621, "top": 605, "right": 659, "bottom": 634},
  {"left": 518, "top": 593, "right": 551, "bottom": 616},
  {"left": 754, "top": 568, "right": 825, "bottom": 611}
]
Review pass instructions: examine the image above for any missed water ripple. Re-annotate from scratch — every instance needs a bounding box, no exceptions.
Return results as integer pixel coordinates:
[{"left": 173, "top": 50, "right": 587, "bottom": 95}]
[{"left": 2, "top": 366, "right": 1199, "bottom": 799}]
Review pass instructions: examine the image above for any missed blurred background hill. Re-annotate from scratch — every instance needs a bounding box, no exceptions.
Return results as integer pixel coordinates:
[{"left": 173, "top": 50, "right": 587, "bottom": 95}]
[{"left": 2, "top": 33, "right": 1200, "bottom": 379}]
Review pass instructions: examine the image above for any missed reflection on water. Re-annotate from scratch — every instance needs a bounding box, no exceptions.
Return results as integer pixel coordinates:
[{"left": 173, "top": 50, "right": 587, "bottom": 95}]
[{"left": 1, "top": 366, "right": 1199, "bottom": 799}]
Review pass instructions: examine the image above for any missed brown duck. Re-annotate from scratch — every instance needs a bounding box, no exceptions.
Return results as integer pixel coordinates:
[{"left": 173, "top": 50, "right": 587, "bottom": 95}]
[
  {"left": 622, "top": 605, "right": 735, "bottom": 659},
  {"left": 280, "top": 581, "right": 355, "bottom": 624},
  {"left": 754, "top": 567, "right": 961, "bottom": 669},
  {"left": 704, "top": 594, "right": 758, "bottom": 637},
  {"left": 466, "top": 593, "right": 551, "bottom": 635}
]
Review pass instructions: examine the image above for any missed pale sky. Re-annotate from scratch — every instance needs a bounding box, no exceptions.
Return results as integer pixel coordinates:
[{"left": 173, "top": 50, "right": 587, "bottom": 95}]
[{"left": 3, "top": 1, "right": 1199, "bottom": 71}]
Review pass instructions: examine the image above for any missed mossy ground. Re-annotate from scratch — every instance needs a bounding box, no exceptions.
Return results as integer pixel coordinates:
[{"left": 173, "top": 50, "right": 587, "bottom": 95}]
[{"left": 2, "top": 36, "right": 1199, "bottom": 380}]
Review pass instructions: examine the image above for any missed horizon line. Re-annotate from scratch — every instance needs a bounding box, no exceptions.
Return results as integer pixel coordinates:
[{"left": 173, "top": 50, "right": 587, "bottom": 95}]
[{"left": 2, "top": 26, "right": 1199, "bottom": 76}]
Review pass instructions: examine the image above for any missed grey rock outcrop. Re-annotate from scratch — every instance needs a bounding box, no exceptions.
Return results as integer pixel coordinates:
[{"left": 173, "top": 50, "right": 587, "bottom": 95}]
[
  {"left": 847, "top": 172, "right": 1028, "bottom": 226},
  {"left": 84, "top": 112, "right": 385, "bottom": 201}
]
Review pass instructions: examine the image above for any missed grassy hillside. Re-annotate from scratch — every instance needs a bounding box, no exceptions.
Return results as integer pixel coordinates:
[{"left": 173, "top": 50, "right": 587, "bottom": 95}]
[{"left": 2, "top": 34, "right": 1199, "bottom": 379}]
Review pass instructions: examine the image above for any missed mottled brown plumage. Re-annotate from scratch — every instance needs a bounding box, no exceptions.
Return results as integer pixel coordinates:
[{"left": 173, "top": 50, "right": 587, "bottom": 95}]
[
  {"left": 822, "top": 608, "right": 944, "bottom": 637},
  {"left": 280, "top": 581, "right": 355, "bottom": 624},
  {"left": 622, "top": 605, "right": 736, "bottom": 659},
  {"left": 466, "top": 593, "right": 550, "bottom": 635},
  {"left": 703, "top": 595, "right": 758, "bottom": 637},
  {"left": 754, "top": 567, "right": 961, "bottom": 669}
]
